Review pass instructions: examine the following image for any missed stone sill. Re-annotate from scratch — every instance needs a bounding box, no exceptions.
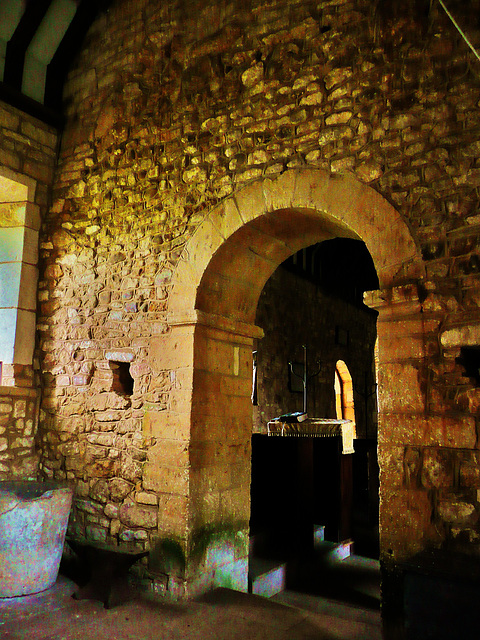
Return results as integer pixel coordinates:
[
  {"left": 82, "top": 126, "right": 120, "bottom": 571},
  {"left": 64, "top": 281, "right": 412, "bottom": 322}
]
[{"left": 0, "top": 385, "right": 38, "bottom": 398}]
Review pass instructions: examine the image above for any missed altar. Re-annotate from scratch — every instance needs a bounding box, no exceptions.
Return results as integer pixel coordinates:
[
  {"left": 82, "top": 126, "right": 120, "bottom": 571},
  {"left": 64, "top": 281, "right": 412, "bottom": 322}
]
[{"left": 267, "top": 417, "right": 355, "bottom": 455}]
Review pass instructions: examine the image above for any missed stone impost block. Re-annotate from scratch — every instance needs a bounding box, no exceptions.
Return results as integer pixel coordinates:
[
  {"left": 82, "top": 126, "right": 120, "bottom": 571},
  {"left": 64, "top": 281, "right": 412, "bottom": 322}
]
[
  {"left": 441, "top": 323, "right": 480, "bottom": 349},
  {"left": 193, "top": 310, "right": 263, "bottom": 342},
  {"left": 369, "top": 283, "right": 421, "bottom": 312},
  {"left": 194, "top": 336, "right": 245, "bottom": 376}
]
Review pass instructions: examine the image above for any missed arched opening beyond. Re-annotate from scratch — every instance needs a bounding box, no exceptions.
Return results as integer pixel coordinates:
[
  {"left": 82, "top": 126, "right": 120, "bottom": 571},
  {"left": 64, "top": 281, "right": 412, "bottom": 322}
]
[
  {"left": 335, "top": 360, "right": 355, "bottom": 429},
  {"left": 164, "top": 168, "right": 423, "bottom": 597}
]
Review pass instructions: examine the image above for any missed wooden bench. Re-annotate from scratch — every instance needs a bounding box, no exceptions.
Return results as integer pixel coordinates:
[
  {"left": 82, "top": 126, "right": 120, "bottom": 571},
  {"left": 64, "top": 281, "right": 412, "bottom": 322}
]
[{"left": 66, "top": 538, "right": 149, "bottom": 609}]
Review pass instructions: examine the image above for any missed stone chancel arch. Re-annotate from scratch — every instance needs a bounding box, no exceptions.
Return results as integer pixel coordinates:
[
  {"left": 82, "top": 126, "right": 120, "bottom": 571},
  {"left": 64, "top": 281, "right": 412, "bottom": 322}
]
[
  {"left": 168, "top": 168, "right": 423, "bottom": 327},
  {"left": 152, "top": 168, "right": 424, "bottom": 598}
]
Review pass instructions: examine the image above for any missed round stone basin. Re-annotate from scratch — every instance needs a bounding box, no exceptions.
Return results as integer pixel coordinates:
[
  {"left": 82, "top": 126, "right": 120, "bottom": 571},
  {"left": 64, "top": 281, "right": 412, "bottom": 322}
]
[{"left": 0, "top": 481, "right": 73, "bottom": 597}]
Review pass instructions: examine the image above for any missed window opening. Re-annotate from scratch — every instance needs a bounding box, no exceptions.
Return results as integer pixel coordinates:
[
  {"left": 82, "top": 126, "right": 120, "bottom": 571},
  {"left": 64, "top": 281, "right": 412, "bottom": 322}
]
[
  {"left": 109, "top": 361, "right": 134, "bottom": 395},
  {"left": 334, "top": 360, "right": 356, "bottom": 431},
  {"left": 0, "top": 169, "right": 37, "bottom": 385}
]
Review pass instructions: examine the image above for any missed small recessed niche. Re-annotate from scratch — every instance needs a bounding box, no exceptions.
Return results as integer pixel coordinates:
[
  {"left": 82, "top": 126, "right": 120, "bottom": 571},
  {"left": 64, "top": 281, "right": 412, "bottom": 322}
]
[
  {"left": 456, "top": 346, "right": 480, "bottom": 386},
  {"left": 109, "top": 361, "right": 134, "bottom": 395}
]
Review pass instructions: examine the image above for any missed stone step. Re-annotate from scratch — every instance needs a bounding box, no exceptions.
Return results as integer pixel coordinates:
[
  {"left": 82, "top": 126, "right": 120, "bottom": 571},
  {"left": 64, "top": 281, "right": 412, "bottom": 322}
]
[
  {"left": 248, "top": 557, "right": 286, "bottom": 598},
  {"left": 315, "top": 539, "right": 354, "bottom": 562},
  {"left": 313, "top": 524, "right": 325, "bottom": 547}
]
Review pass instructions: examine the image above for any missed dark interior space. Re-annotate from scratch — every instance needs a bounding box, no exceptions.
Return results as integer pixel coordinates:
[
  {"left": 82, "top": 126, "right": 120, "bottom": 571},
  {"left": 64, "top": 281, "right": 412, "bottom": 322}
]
[
  {"left": 282, "top": 238, "right": 379, "bottom": 307},
  {"left": 250, "top": 435, "right": 342, "bottom": 552},
  {"left": 249, "top": 238, "right": 380, "bottom": 608},
  {"left": 250, "top": 434, "right": 379, "bottom": 558},
  {"left": 249, "top": 434, "right": 380, "bottom": 609}
]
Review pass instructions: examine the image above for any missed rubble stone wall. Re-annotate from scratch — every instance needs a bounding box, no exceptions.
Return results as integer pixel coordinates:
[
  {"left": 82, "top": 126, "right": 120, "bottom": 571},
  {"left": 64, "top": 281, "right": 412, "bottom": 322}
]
[
  {"left": 35, "top": 0, "right": 480, "bottom": 606},
  {"left": 0, "top": 386, "right": 39, "bottom": 480}
]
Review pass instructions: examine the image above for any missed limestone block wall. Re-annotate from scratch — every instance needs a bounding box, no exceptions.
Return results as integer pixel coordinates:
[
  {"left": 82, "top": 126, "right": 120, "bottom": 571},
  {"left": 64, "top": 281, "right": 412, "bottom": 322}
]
[
  {"left": 33, "top": 0, "right": 480, "bottom": 605},
  {"left": 254, "top": 265, "right": 377, "bottom": 437},
  {"left": 0, "top": 100, "right": 59, "bottom": 480}
]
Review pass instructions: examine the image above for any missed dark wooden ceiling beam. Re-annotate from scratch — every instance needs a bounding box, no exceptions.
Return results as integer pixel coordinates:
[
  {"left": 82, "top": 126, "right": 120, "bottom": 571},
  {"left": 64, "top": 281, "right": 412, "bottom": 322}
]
[
  {"left": 3, "top": 0, "right": 54, "bottom": 90},
  {"left": 45, "top": 0, "right": 114, "bottom": 111}
]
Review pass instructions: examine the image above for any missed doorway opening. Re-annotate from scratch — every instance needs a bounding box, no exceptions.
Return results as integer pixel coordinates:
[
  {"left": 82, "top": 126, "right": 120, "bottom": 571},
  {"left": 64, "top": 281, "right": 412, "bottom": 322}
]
[
  {"left": 165, "top": 168, "right": 423, "bottom": 600},
  {"left": 249, "top": 238, "right": 380, "bottom": 605}
]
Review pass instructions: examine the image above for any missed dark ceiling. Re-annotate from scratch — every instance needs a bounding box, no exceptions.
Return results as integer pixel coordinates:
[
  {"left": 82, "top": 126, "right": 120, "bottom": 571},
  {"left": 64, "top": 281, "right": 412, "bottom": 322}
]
[
  {"left": 0, "top": 0, "right": 112, "bottom": 128},
  {"left": 283, "top": 239, "right": 379, "bottom": 309}
]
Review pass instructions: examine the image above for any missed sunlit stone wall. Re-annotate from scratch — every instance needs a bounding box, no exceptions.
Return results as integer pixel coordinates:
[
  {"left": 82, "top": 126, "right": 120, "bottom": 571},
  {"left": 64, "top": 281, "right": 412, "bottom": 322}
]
[{"left": 34, "top": 0, "right": 480, "bottom": 611}]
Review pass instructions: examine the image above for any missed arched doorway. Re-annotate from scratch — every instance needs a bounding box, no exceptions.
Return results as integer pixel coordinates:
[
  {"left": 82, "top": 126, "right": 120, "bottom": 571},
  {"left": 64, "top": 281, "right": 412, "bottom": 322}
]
[{"left": 157, "top": 168, "right": 423, "bottom": 597}]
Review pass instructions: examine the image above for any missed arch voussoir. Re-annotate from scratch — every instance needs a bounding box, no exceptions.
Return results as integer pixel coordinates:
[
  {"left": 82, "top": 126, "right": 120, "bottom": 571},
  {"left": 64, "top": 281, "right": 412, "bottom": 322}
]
[
  {"left": 262, "top": 170, "right": 297, "bottom": 212},
  {"left": 233, "top": 181, "right": 266, "bottom": 225}
]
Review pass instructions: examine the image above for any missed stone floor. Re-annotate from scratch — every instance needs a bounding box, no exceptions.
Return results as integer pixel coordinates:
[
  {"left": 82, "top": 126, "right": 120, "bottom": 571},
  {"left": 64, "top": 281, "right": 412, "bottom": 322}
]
[{"left": 0, "top": 555, "right": 381, "bottom": 640}]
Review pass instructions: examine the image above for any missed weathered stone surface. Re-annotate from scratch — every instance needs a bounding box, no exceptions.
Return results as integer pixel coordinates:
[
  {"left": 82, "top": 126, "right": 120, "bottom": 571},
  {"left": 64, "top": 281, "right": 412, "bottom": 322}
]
[
  {"left": 440, "top": 323, "right": 480, "bottom": 348},
  {"left": 459, "top": 453, "right": 480, "bottom": 487},
  {"left": 380, "top": 489, "right": 441, "bottom": 562},
  {"left": 377, "top": 363, "right": 425, "bottom": 413},
  {"left": 0, "top": 387, "right": 39, "bottom": 480},
  {"left": 91, "top": 479, "right": 110, "bottom": 503},
  {"left": 437, "top": 498, "right": 477, "bottom": 526},
  {"left": 109, "top": 477, "right": 133, "bottom": 500},
  {"left": 421, "top": 449, "right": 453, "bottom": 489},
  {"left": 378, "top": 414, "right": 476, "bottom": 449},
  {"left": 119, "top": 498, "right": 158, "bottom": 529},
  {"left": 86, "top": 392, "right": 130, "bottom": 411}
]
